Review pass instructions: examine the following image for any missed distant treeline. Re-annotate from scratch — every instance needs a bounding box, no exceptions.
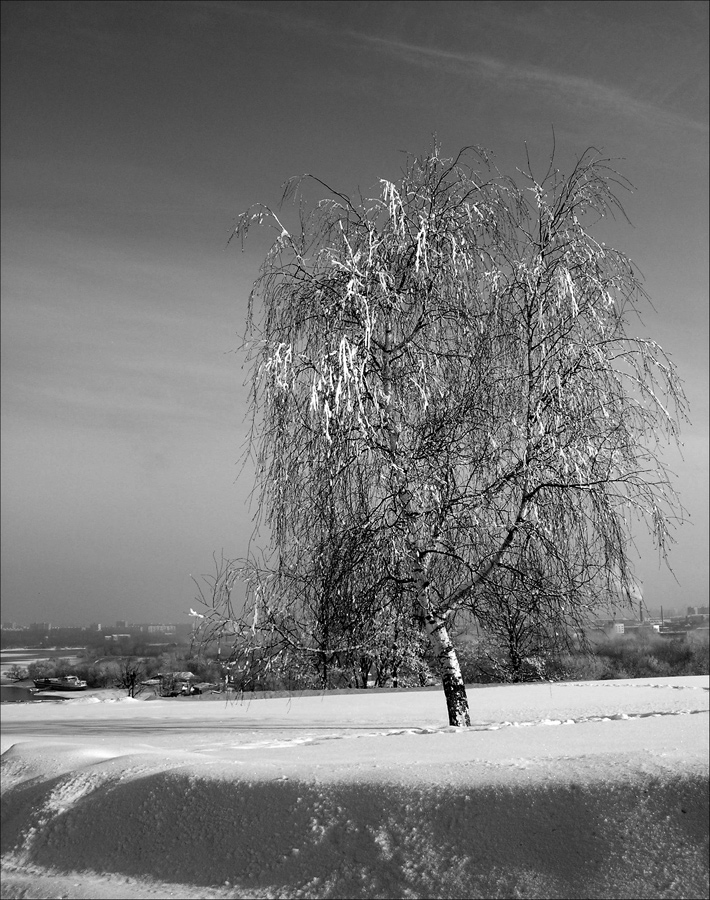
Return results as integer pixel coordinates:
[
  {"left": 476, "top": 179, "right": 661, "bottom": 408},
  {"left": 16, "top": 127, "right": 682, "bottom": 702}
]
[
  {"left": 454, "top": 633, "right": 709, "bottom": 684},
  {"left": 7, "top": 630, "right": 706, "bottom": 695}
]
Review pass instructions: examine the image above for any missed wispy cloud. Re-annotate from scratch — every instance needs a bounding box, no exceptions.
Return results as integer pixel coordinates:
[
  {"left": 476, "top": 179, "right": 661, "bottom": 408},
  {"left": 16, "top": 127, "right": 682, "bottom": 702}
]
[
  {"left": 218, "top": 2, "right": 707, "bottom": 137},
  {"left": 348, "top": 32, "right": 708, "bottom": 137}
]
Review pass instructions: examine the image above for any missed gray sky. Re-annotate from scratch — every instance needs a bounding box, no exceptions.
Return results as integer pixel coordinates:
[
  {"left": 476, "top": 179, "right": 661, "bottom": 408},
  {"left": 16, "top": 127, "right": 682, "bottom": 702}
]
[{"left": 2, "top": 0, "right": 707, "bottom": 626}]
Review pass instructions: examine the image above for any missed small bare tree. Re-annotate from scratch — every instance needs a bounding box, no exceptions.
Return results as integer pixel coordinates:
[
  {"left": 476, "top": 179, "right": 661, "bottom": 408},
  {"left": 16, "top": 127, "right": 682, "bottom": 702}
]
[
  {"left": 5, "top": 665, "right": 29, "bottom": 683},
  {"left": 114, "top": 658, "right": 146, "bottom": 698},
  {"left": 205, "top": 143, "right": 685, "bottom": 726}
]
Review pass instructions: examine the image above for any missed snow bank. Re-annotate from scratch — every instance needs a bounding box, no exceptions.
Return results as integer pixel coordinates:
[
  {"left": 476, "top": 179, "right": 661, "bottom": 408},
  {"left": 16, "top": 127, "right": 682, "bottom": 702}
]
[{"left": 1, "top": 677, "right": 708, "bottom": 899}]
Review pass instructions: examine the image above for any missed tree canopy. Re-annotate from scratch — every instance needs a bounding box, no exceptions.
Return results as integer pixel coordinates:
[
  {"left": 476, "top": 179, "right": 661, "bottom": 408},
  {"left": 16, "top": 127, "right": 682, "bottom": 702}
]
[{"left": 200, "top": 143, "right": 687, "bottom": 726}]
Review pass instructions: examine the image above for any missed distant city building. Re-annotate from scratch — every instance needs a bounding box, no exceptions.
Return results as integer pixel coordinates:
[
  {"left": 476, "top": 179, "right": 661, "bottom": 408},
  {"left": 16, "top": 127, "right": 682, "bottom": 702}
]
[
  {"left": 116, "top": 620, "right": 127, "bottom": 629},
  {"left": 592, "top": 621, "right": 626, "bottom": 637},
  {"left": 624, "top": 622, "right": 658, "bottom": 635},
  {"left": 146, "top": 624, "right": 176, "bottom": 634}
]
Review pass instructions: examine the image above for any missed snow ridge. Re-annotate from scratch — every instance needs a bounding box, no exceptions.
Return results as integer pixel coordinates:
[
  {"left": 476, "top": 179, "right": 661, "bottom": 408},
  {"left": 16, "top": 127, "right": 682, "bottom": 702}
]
[{"left": 206, "top": 706, "right": 708, "bottom": 750}]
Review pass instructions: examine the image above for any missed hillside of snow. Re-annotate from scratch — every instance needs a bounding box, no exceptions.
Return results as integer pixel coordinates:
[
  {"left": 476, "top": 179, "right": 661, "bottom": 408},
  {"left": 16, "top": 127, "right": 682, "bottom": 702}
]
[{"left": 1, "top": 676, "right": 708, "bottom": 899}]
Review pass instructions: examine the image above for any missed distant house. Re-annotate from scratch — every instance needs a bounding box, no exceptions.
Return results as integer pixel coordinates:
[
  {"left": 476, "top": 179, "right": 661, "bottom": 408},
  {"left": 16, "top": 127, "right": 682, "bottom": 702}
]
[{"left": 591, "top": 621, "right": 626, "bottom": 638}]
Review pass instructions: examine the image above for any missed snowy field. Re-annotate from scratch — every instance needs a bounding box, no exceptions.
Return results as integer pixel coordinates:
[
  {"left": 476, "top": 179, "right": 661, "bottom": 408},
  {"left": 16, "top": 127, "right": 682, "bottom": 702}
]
[{"left": 1, "top": 676, "right": 708, "bottom": 899}]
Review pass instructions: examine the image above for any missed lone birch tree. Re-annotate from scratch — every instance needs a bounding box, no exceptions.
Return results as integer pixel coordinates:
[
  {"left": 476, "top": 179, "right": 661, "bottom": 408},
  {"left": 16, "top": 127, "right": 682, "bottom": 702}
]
[{"left": 211, "top": 144, "right": 686, "bottom": 726}]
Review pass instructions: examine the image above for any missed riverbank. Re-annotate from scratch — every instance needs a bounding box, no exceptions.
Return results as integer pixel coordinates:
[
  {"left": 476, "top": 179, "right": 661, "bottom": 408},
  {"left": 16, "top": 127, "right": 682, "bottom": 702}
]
[{"left": 0, "top": 648, "right": 84, "bottom": 677}]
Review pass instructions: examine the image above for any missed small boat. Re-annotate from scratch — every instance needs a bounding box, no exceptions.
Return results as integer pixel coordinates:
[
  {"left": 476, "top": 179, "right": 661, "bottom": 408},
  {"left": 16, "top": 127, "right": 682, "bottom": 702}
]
[{"left": 33, "top": 675, "right": 87, "bottom": 691}]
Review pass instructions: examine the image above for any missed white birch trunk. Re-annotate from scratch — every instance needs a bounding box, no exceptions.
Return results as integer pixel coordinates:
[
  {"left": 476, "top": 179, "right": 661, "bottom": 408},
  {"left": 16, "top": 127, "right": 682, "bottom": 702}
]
[
  {"left": 421, "top": 609, "right": 471, "bottom": 727},
  {"left": 409, "top": 543, "right": 471, "bottom": 727}
]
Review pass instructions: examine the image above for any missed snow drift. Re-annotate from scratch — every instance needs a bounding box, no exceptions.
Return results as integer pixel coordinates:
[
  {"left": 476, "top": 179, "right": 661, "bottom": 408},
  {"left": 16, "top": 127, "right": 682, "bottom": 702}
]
[{"left": 1, "top": 677, "right": 708, "bottom": 899}]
